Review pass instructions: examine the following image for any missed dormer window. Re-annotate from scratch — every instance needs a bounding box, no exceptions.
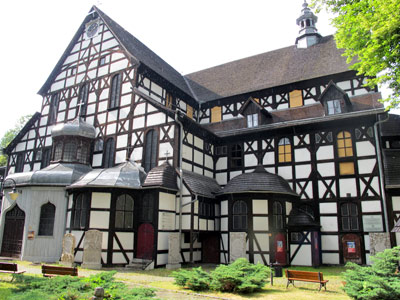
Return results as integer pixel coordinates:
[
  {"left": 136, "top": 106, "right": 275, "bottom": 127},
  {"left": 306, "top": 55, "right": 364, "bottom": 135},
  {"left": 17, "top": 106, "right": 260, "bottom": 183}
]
[
  {"left": 327, "top": 99, "right": 342, "bottom": 115},
  {"left": 247, "top": 113, "right": 258, "bottom": 128}
]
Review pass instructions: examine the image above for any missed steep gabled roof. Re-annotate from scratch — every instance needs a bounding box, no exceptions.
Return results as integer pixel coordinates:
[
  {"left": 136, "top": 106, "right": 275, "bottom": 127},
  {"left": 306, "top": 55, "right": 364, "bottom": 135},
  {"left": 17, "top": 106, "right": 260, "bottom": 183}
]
[
  {"left": 182, "top": 170, "right": 222, "bottom": 198},
  {"left": 39, "top": 6, "right": 193, "bottom": 98},
  {"left": 184, "top": 35, "right": 352, "bottom": 103}
]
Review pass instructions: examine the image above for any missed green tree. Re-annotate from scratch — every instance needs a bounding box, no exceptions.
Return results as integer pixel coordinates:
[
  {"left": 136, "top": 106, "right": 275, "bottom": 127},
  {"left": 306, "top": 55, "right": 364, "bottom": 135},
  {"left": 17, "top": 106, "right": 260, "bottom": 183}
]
[
  {"left": 0, "top": 115, "right": 32, "bottom": 166},
  {"left": 312, "top": 0, "right": 400, "bottom": 109}
]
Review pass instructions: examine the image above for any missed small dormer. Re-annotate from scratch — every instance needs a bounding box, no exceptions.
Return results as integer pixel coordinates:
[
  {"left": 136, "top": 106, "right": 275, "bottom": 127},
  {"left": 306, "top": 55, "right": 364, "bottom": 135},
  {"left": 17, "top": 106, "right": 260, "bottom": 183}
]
[
  {"left": 238, "top": 97, "right": 272, "bottom": 128},
  {"left": 319, "top": 81, "right": 352, "bottom": 115}
]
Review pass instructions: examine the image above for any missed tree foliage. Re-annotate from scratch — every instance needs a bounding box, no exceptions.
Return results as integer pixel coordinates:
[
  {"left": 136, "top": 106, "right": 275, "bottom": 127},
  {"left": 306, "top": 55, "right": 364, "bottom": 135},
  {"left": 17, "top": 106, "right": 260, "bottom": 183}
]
[
  {"left": 312, "top": 0, "right": 400, "bottom": 109},
  {"left": 0, "top": 115, "right": 32, "bottom": 167},
  {"left": 342, "top": 246, "right": 400, "bottom": 300}
]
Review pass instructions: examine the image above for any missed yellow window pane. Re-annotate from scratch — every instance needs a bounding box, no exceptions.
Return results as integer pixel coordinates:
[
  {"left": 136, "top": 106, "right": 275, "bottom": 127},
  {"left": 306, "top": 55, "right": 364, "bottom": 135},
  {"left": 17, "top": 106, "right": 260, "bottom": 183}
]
[
  {"left": 338, "top": 148, "right": 346, "bottom": 157},
  {"left": 166, "top": 93, "right": 173, "bottom": 108},
  {"left": 279, "top": 154, "right": 285, "bottom": 162},
  {"left": 187, "top": 105, "right": 193, "bottom": 119},
  {"left": 211, "top": 106, "right": 222, "bottom": 123},
  {"left": 278, "top": 145, "right": 285, "bottom": 154},
  {"left": 285, "top": 145, "right": 291, "bottom": 153},
  {"left": 337, "top": 139, "right": 344, "bottom": 148},
  {"left": 285, "top": 154, "right": 292, "bottom": 162},
  {"left": 289, "top": 90, "right": 303, "bottom": 108},
  {"left": 337, "top": 132, "right": 344, "bottom": 139},
  {"left": 339, "top": 162, "right": 355, "bottom": 175},
  {"left": 346, "top": 148, "right": 353, "bottom": 156},
  {"left": 254, "top": 98, "right": 260, "bottom": 103},
  {"left": 344, "top": 131, "right": 351, "bottom": 138},
  {"left": 344, "top": 138, "right": 352, "bottom": 147}
]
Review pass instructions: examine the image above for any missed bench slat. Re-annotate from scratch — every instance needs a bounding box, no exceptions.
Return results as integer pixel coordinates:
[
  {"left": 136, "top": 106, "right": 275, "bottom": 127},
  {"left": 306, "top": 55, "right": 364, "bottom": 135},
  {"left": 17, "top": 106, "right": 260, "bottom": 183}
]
[{"left": 42, "top": 265, "right": 78, "bottom": 277}]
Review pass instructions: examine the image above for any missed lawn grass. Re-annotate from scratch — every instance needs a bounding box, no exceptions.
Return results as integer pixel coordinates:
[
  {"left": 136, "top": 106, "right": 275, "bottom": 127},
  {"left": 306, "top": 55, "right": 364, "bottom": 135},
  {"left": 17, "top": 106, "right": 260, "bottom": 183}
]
[{"left": 0, "top": 261, "right": 351, "bottom": 300}]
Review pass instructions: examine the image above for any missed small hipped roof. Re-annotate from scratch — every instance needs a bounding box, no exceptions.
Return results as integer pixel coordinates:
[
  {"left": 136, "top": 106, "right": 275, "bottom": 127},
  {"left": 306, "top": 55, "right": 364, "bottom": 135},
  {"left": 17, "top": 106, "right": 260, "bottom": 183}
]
[{"left": 182, "top": 170, "right": 222, "bottom": 198}]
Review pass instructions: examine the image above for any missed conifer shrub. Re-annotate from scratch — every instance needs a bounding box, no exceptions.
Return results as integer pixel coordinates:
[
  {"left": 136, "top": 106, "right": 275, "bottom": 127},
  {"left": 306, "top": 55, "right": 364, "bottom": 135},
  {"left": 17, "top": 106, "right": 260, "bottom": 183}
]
[
  {"left": 342, "top": 246, "right": 400, "bottom": 300},
  {"left": 172, "top": 267, "right": 211, "bottom": 291}
]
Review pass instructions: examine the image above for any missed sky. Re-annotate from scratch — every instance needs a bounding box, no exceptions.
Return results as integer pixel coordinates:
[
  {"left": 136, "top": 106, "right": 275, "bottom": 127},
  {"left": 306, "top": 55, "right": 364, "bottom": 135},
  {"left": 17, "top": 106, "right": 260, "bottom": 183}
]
[{"left": 0, "top": 0, "right": 337, "bottom": 138}]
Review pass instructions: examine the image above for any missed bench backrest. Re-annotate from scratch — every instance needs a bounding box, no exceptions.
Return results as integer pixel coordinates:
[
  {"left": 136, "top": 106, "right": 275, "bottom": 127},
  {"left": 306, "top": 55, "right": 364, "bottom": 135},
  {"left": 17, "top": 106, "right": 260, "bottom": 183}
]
[
  {"left": 285, "top": 269, "right": 324, "bottom": 281},
  {"left": 0, "top": 262, "right": 18, "bottom": 272},
  {"left": 42, "top": 265, "right": 78, "bottom": 276}
]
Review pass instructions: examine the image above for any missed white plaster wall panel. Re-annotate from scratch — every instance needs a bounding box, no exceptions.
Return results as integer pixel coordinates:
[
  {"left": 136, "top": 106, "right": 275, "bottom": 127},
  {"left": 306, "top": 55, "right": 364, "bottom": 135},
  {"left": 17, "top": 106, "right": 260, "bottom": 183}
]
[
  {"left": 221, "top": 217, "right": 228, "bottom": 231},
  {"left": 186, "top": 133, "right": 193, "bottom": 144},
  {"left": 33, "top": 163, "right": 41, "bottom": 171},
  {"left": 88, "top": 60, "right": 98, "bottom": 70},
  {"left": 115, "top": 232, "right": 134, "bottom": 250},
  {"left": 354, "top": 88, "right": 369, "bottom": 96},
  {"left": 120, "top": 94, "right": 131, "bottom": 106},
  {"left": 321, "top": 235, "right": 339, "bottom": 250},
  {"left": 290, "top": 244, "right": 311, "bottom": 266},
  {"left": 98, "top": 66, "right": 108, "bottom": 77},
  {"left": 98, "top": 100, "right": 108, "bottom": 113},
  {"left": 116, "top": 134, "right": 128, "bottom": 149},
  {"left": 131, "top": 146, "right": 143, "bottom": 163},
  {"left": 245, "top": 154, "right": 258, "bottom": 167},
  {"left": 208, "top": 220, "right": 215, "bottom": 230},
  {"left": 159, "top": 192, "right": 175, "bottom": 210},
  {"left": 320, "top": 216, "right": 338, "bottom": 232},
  {"left": 157, "top": 254, "right": 168, "bottom": 265},
  {"left": 65, "top": 77, "right": 75, "bottom": 88},
  {"left": 102, "top": 39, "right": 119, "bottom": 51},
  {"left": 115, "top": 150, "right": 126, "bottom": 164},
  {"left": 300, "top": 182, "right": 313, "bottom": 199},
  {"left": 15, "top": 143, "right": 25, "bottom": 152},
  {"left": 51, "top": 81, "right": 65, "bottom": 92},
  {"left": 193, "top": 166, "right": 202, "bottom": 175},
  {"left": 199, "top": 219, "right": 207, "bottom": 230},
  {"left": 112, "top": 253, "right": 127, "bottom": 264},
  {"left": 193, "top": 216, "right": 198, "bottom": 230},
  {"left": 194, "top": 136, "right": 203, "bottom": 149},
  {"left": 358, "top": 159, "right": 376, "bottom": 174},
  {"left": 108, "top": 110, "right": 118, "bottom": 122},
  {"left": 87, "top": 70, "right": 97, "bottom": 79},
  {"left": 66, "top": 211, "right": 71, "bottom": 227},
  {"left": 194, "top": 149, "right": 203, "bottom": 165},
  {"left": 151, "top": 82, "right": 162, "bottom": 96},
  {"left": 64, "top": 53, "right": 79, "bottom": 65},
  {"left": 253, "top": 254, "right": 264, "bottom": 264},
  {"left": 23, "top": 165, "right": 30, "bottom": 173},
  {"left": 221, "top": 200, "right": 228, "bottom": 216},
  {"left": 67, "top": 108, "right": 78, "bottom": 121},
  {"left": 316, "top": 145, "right": 334, "bottom": 160},
  {"left": 362, "top": 216, "right": 383, "bottom": 232},
  {"left": 133, "top": 116, "right": 145, "bottom": 129},
  {"left": 396, "top": 232, "right": 400, "bottom": 246},
  {"left": 205, "top": 155, "right": 213, "bottom": 169},
  {"left": 40, "top": 117, "right": 48, "bottom": 127},
  {"left": 147, "top": 103, "right": 158, "bottom": 113},
  {"left": 92, "top": 153, "right": 103, "bottom": 167},
  {"left": 90, "top": 211, "right": 110, "bottom": 229},
  {"left": 55, "top": 71, "right": 67, "bottom": 81},
  {"left": 182, "top": 215, "right": 191, "bottom": 230},
  {"left": 364, "top": 234, "right": 370, "bottom": 251},
  {"left": 230, "top": 170, "right": 242, "bottom": 180},
  {"left": 295, "top": 164, "right": 311, "bottom": 179},
  {"left": 159, "top": 142, "right": 173, "bottom": 159},
  {"left": 294, "top": 148, "right": 311, "bottom": 162},
  {"left": 106, "top": 123, "right": 116, "bottom": 135},
  {"left": 110, "top": 60, "right": 129, "bottom": 73},
  {"left": 59, "top": 100, "right": 67, "bottom": 111},
  {"left": 339, "top": 178, "right": 357, "bottom": 197},
  {"left": 157, "top": 232, "right": 169, "bottom": 251},
  {"left": 102, "top": 30, "right": 113, "bottom": 40},
  {"left": 253, "top": 200, "right": 268, "bottom": 214},
  {"left": 337, "top": 81, "right": 351, "bottom": 90},
  {"left": 194, "top": 200, "right": 199, "bottom": 214},
  {"left": 253, "top": 217, "right": 269, "bottom": 231},
  {"left": 356, "top": 141, "right": 375, "bottom": 156},
  {"left": 254, "top": 233, "right": 269, "bottom": 251},
  {"left": 216, "top": 157, "right": 227, "bottom": 170},
  {"left": 370, "top": 177, "right": 380, "bottom": 196},
  {"left": 392, "top": 196, "right": 400, "bottom": 210},
  {"left": 88, "top": 92, "right": 97, "bottom": 104},
  {"left": 91, "top": 193, "right": 111, "bottom": 209},
  {"left": 216, "top": 172, "right": 227, "bottom": 185},
  {"left": 278, "top": 166, "right": 292, "bottom": 180},
  {"left": 286, "top": 202, "right": 292, "bottom": 215},
  {"left": 182, "top": 162, "right": 192, "bottom": 172},
  {"left": 221, "top": 233, "right": 228, "bottom": 249},
  {"left": 318, "top": 180, "right": 336, "bottom": 198},
  {"left": 119, "top": 106, "right": 130, "bottom": 119},
  {"left": 320, "top": 203, "right": 337, "bottom": 214},
  {"left": 147, "top": 113, "right": 166, "bottom": 127},
  {"left": 322, "top": 253, "right": 340, "bottom": 264},
  {"left": 262, "top": 152, "right": 275, "bottom": 165}
]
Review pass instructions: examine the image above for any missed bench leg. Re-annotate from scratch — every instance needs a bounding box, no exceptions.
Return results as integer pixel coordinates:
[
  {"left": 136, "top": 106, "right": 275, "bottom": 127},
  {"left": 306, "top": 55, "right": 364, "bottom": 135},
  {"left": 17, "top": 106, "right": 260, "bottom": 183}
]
[
  {"left": 319, "top": 282, "right": 326, "bottom": 291},
  {"left": 286, "top": 280, "right": 294, "bottom": 288}
]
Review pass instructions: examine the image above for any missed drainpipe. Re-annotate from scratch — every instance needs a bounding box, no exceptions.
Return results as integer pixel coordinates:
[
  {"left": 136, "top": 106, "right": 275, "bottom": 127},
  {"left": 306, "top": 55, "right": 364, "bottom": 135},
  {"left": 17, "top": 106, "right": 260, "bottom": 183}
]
[
  {"left": 373, "top": 113, "right": 390, "bottom": 232},
  {"left": 175, "top": 111, "right": 184, "bottom": 253}
]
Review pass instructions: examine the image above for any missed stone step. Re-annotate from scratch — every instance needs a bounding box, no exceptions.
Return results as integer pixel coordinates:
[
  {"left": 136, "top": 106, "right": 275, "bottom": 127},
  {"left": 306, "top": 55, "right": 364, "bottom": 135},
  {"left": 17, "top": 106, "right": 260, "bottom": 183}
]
[{"left": 126, "top": 258, "right": 153, "bottom": 270}]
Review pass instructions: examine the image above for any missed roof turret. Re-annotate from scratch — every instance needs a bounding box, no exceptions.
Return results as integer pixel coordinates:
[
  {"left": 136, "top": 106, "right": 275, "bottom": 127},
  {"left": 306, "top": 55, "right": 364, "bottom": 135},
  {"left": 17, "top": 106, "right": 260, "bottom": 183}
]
[{"left": 295, "top": 0, "right": 322, "bottom": 48}]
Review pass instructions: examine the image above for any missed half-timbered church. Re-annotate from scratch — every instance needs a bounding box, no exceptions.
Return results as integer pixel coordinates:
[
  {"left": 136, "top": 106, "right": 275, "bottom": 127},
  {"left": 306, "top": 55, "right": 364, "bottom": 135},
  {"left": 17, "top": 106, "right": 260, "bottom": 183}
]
[{"left": 1, "top": 2, "right": 400, "bottom": 268}]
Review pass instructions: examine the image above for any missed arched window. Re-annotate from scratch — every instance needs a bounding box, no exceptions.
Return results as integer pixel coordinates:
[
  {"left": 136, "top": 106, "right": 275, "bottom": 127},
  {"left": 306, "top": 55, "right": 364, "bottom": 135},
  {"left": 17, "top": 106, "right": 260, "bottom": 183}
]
[
  {"left": 79, "top": 83, "right": 89, "bottom": 117},
  {"left": 278, "top": 138, "right": 291, "bottom": 163},
  {"left": 341, "top": 203, "right": 359, "bottom": 231},
  {"left": 143, "top": 130, "right": 158, "bottom": 172},
  {"left": 337, "top": 131, "right": 353, "bottom": 157},
  {"left": 272, "top": 201, "right": 284, "bottom": 230},
  {"left": 233, "top": 200, "right": 247, "bottom": 230},
  {"left": 115, "top": 194, "right": 134, "bottom": 229},
  {"left": 103, "top": 138, "right": 115, "bottom": 168},
  {"left": 141, "top": 194, "right": 154, "bottom": 222},
  {"left": 48, "top": 93, "right": 59, "bottom": 125},
  {"left": 38, "top": 203, "right": 56, "bottom": 236},
  {"left": 109, "top": 74, "right": 121, "bottom": 109},
  {"left": 71, "top": 193, "right": 90, "bottom": 229}
]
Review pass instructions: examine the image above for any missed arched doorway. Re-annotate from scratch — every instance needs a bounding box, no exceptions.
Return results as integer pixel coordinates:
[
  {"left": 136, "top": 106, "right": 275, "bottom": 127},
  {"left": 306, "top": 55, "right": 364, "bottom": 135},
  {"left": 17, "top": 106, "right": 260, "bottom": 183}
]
[
  {"left": 1, "top": 205, "right": 25, "bottom": 257},
  {"left": 136, "top": 223, "right": 154, "bottom": 260}
]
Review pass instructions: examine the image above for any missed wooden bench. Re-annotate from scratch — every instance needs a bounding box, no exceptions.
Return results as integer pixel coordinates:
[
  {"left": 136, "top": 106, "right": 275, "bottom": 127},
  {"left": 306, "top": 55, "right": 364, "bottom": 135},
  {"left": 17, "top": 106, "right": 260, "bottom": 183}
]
[
  {"left": 285, "top": 269, "right": 328, "bottom": 291},
  {"left": 0, "top": 262, "right": 25, "bottom": 281},
  {"left": 42, "top": 265, "right": 78, "bottom": 277}
]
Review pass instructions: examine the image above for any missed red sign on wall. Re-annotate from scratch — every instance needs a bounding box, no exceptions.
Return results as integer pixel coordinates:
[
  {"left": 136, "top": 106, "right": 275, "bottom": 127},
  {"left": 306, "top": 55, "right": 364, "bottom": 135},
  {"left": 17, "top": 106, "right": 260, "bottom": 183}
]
[{"left": 347, "top": 241, "right": 356, "bottom": 253}]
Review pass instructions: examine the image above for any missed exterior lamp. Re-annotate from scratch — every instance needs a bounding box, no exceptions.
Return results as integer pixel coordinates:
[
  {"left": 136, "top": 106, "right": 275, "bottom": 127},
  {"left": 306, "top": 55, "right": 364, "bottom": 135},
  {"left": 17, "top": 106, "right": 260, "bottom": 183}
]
[{"left": 1, "top": 178, "right": 19, "bottom": 201}]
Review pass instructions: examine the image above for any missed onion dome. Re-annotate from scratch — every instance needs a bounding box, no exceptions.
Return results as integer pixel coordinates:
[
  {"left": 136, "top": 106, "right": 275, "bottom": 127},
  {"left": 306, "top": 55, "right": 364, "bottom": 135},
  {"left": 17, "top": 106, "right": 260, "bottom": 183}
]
[
  {"left": 143, "top": 162, "right": 178, "bottom": 191},
  {"left": 68, "top": 160, "right": 146, "bottom": 189},
  {"left": 222, "top": 165, "right": 298, "bottom": 197},
  {"left": 52, "top": 117, "right": 96, "bottom": 139}
]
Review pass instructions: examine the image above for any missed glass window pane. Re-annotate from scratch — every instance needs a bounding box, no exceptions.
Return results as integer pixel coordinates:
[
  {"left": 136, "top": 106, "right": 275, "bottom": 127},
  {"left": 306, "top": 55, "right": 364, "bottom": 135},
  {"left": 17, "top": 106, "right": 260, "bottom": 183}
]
[
  {"left": 125, "top": 212, "right": 133, "bottom": 229},
  {"left": 115, "top": 211, "right": 124, "bottom": 228}
]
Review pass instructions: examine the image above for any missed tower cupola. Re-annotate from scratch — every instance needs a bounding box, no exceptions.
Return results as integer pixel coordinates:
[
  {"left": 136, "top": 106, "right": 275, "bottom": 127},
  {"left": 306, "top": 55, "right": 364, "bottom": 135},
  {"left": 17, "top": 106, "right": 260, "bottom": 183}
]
[{"left": 295, "top": 0, "right": 322, "bottom": 48}]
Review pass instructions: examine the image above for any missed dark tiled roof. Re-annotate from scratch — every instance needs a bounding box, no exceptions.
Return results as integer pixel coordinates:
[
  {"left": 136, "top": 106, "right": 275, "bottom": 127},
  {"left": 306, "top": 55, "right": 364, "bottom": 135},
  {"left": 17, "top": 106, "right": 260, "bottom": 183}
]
[
  {"left": 287, "top": 207, "right": 320, "bottom": 228},
  {"left": 182, "top": 170, "right": 221, "bottom": 198},
  {"left": 380, "top": 114, "right": 400, "bottom": 137},
  {"left": 184, "top": 36, "right": 351, "bottom": 102},
  {"left": 4, "top": 112, "right": 41, "bottom": 155},
  {"left": 143, "top": 162, "right": 178, "bottom": 191},
  {"left": 383, "top": 149, "right": 400, "bottom": 188},
  {"left": 221, "top": 166, "right": 298, "bottom": 197}
]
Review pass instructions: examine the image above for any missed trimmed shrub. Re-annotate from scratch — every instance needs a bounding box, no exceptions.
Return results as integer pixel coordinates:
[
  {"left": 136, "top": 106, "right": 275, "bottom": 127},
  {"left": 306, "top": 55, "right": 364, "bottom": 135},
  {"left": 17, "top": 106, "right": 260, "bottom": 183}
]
[
  {"left": 342, "top": 246, "right": 400, "bottom": 300},
  {"left": 172, "top": 267, "right": 211, "bottom": 291},
  {"left": 210, "top": 258, "right": 270, "bottom": 293}
]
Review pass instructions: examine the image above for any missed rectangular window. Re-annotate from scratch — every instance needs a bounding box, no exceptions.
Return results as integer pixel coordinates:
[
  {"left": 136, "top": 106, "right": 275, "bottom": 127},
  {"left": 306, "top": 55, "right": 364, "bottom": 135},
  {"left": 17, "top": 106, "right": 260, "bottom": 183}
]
[
  {"left": 166, "top": 93, "right": 173, "bottom": 109},
  {"left": 187, "top": 104, "right": 193, "bottom": 119},
  {"left": 327, "top": 99, "right": 342, "bottom": 115},
  {"left": 339, "top": 162, "right": 355, "bottom": 175},
  {"left": 99, "top": 56, "right": 107, "bottom": 66},
  {"left": 211, "top": 106, "right": 222, "bottom": 123},
  {"left": 289, "top": 90, "right": 303, "bottom": 108},
  {"left": 247, "top": 113, "right": 258, "bottom": 128}
]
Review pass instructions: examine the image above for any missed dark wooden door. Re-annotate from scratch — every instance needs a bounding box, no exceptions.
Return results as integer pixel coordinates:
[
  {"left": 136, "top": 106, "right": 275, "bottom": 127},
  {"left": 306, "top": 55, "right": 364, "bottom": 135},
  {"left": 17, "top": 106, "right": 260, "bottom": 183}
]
[
  {"left": 273, "top": 232, "right": 287, "bottom": 265},
  {"left": 202, "top": 233, "right": 220, "bottom": 264},
  {"left": 1, "top": 205, "right": 25, "bottom": 257},
  {"left": 136, "top": 223, "right": 154, "bottom": 260}
]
